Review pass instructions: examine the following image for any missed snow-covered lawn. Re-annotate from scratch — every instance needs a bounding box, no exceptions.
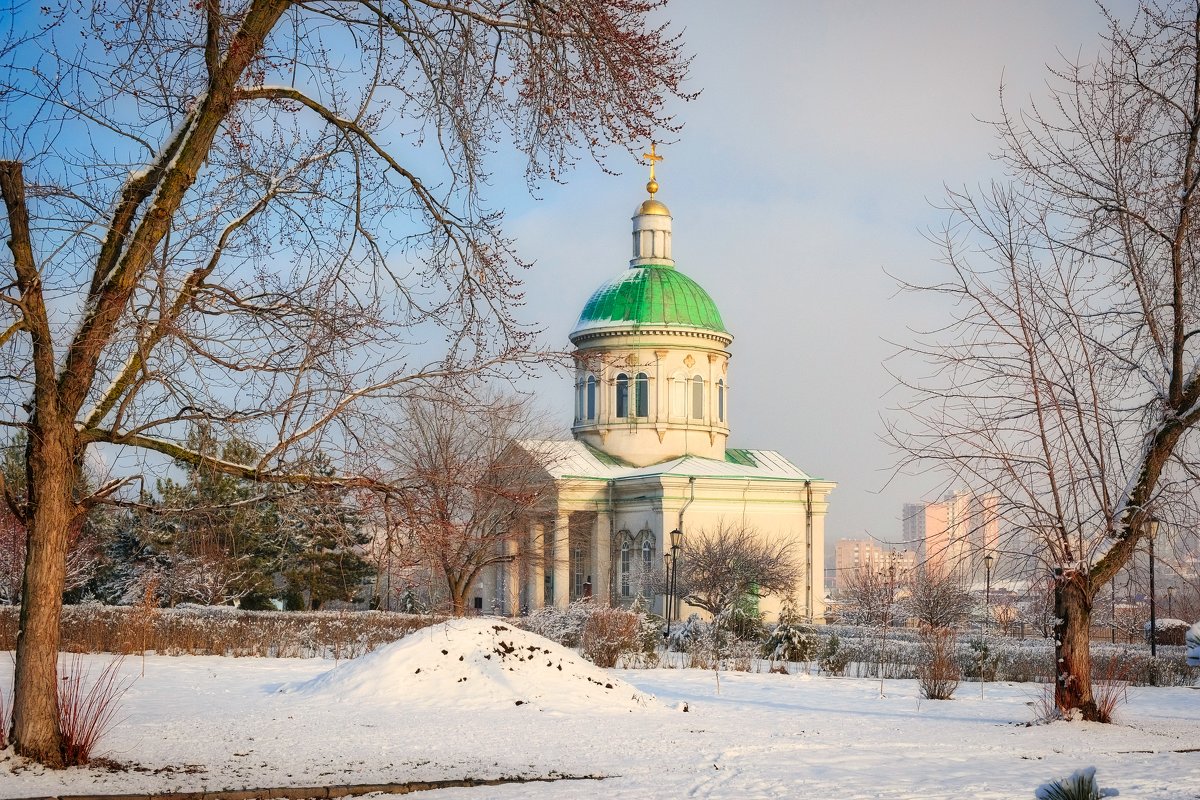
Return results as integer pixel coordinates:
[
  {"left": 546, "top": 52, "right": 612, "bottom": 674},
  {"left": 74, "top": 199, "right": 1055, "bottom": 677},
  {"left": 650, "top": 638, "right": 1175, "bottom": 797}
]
[{"left": 1, "top": 619, "right": 1197, "bottom": 799}]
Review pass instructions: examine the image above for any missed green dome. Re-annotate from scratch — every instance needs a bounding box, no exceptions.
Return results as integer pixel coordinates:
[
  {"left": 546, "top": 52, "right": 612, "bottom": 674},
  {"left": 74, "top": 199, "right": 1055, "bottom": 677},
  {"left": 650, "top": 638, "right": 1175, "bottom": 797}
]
[{"left": 572, "top": 263, "right": 726, "bottom": 337}]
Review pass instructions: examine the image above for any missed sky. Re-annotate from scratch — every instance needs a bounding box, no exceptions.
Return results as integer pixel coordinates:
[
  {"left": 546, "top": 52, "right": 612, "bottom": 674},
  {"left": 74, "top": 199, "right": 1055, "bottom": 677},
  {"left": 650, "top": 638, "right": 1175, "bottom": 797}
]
[{"left": 483, "top": 0, "right": 1136, "bottom": 548}]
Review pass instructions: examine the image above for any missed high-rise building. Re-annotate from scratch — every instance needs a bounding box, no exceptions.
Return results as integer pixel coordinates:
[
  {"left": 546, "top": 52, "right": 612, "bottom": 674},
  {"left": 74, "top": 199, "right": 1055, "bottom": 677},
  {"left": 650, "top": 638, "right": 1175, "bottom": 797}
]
[
  {"left": 905, "top": 490, "right": 999, "bottom": 583},
  {"left": 832, "top": 538, "right": 918, "bottom": 590}
]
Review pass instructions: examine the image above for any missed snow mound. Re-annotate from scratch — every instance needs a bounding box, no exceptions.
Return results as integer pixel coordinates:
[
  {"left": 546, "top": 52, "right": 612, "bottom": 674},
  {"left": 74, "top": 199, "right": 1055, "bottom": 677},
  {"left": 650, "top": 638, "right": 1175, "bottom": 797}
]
[{"left": 283, "top": 618, "right": 656, "bottom": 712}]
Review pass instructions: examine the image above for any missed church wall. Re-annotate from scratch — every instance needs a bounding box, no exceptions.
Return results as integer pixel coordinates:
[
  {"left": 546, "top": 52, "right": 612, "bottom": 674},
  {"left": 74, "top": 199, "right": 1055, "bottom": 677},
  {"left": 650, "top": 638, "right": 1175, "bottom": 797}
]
[{"left": 628, "top": 476, "right": 833, "bottom": 624}]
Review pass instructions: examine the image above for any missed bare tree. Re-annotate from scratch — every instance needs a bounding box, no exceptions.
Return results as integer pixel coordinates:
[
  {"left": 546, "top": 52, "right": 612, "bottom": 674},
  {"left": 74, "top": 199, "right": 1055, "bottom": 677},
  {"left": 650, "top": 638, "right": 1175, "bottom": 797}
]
[
  {"left": 901, "top": 565, "right": 975, "bottom": 630},
  {"left": 0, "top": 0, "right": 689, "bottom": 763},
  {"left": 891, "top": 1, "right": 1200, "bottom": 720},
  {"left": 677, "top": 521, "right": 800, "bottom": 620},
  {"left": 834, "top": 563, "right": 901, "bottom": 627},
  {"left": 384, "top": 395, "right": 556, "bottom": 616}
]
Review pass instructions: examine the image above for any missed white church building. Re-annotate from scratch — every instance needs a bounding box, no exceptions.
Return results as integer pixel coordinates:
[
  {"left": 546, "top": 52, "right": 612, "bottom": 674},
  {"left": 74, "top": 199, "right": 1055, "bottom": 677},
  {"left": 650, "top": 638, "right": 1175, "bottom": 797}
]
[{"left": 480, "top": 154, "right": 835, "bottom": 622}]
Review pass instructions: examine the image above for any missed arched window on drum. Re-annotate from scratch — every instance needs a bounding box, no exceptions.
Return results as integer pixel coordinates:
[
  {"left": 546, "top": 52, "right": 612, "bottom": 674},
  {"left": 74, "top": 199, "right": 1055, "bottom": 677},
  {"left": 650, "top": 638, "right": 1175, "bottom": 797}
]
[
  {"left": 634, "top": 372, "right": 649, "bottom": 418},
  {"left": 585, "top": 375, "right": 597, "bottom": 421}
]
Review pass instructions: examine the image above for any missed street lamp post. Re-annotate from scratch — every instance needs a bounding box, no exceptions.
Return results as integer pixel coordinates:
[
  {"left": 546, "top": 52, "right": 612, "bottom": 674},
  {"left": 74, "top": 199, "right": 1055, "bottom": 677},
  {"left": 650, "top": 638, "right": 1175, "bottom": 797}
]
[
  {"left": 1146, "top": 516, "right": 1160, "bottom": 659},
  {"left": 664, "top": 528, "right": 683, "bottom": 642},
  {"left": 983, "top": 553, "right": 994, "bottom": 639},
  {"left": 982, "top": 553, "right": 993, "bottom": 699}
]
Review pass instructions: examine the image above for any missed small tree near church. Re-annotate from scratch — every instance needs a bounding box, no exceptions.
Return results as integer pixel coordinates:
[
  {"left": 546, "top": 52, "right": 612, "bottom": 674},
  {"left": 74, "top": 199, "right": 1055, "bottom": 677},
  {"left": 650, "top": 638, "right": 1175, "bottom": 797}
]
[
  {"left": 383, "top": 396, "right": 557, "bottom": 616},
  {"left": 676, "top": 521, "right": 801, "bottom": 623},
  {"left": 892, "top": 0, "right": 1200, "bottom": 720}
]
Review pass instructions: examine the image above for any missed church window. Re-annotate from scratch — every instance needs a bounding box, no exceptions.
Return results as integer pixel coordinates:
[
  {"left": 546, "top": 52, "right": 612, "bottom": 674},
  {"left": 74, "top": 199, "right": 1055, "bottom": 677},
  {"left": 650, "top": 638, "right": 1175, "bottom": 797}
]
[
  {"left": 586, "top": 375, "right": 596, "bottom": 420},
  {"left": 620, "top": 540, "right": 631, "bottom": 597},
  {"left": 691, "top": 375, "right": 704, "bottom": 419},
  {"left": 634, "top": 372, "right": 649, "bottom": 417},
  {"left": 640, "top": 535, "right": 654, "bottom": 593},
  {"left": 671, "top": 373, "right": 687, "bottom": 418},
  {"left": 615, "top": 373, "right": 629, "bottom": 418},
  {"left": 572, "top": 545, "right": 585, "bottom": 599},
  {"left": 717, "top": 379, "right": 726, "bottom": 422}
]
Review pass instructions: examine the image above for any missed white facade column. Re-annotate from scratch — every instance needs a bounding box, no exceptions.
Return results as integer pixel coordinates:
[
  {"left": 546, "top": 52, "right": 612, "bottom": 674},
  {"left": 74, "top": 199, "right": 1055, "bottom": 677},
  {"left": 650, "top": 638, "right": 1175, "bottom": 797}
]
[
  {"left": 593, "top": 509, "right": 612, "bottom": 604},
  {"left": 529, "top": 519, "right": 546, "bottom": 609},
  {"left": 505, "top": 536, "right": 520, "bottom": 615},
  {"left": 553, "top": 511, "right": 571, "bottom": 608}
]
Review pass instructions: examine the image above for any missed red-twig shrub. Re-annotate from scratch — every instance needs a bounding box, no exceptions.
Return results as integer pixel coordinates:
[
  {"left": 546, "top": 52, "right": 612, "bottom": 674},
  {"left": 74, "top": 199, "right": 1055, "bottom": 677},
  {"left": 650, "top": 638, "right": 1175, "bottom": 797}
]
[
  {"left": 581, "top": 607, "right": 640, "bottom": 668},
  {"left": 58, "top": 654, "right": 131, "bottom": 765},
  {"left": 917, "top": 626, "right": 960, "bottom": 700}
]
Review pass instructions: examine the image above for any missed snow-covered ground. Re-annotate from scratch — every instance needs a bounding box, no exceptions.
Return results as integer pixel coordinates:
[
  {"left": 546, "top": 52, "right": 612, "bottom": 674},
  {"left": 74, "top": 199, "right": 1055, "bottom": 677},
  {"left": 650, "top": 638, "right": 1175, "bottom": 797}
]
[{"left": 1, "top": 618, "right": 1197, "bottom": 800}]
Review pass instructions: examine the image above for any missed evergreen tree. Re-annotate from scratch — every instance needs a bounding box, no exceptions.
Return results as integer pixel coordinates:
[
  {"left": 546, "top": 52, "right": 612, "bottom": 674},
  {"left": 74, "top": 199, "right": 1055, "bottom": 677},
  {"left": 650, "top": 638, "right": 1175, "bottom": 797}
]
[{"left": 276, "top": 454, "right": 372, "bottom": 610}]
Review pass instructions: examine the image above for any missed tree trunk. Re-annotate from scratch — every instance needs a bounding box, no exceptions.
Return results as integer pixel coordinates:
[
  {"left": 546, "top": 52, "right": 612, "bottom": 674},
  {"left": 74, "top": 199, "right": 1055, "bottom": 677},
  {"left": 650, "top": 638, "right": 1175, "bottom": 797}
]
[
  {"left": 448, "top": 580, "right": 468, "bottom": 617},
  {"left": 1053, "top": 568, "right": 1099, "bottom": 721},
  {"left": 11, "top": 418, "right": 80, "bottom": 766}
]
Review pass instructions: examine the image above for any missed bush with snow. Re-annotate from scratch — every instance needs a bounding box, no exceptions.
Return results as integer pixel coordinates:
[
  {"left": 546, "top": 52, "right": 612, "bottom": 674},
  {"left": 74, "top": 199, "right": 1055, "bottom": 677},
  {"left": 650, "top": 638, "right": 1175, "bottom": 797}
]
[
  {"left": 665, "top": 613, "right": 707, "bottom": 653},
  {"left": 818, "top": 632, "right": 850, "bottom": 676},
  {"left": 516, "top": 600, "right": 594, "bottom": 648},
  {"left": 1187, "top": 622, "right": 1200, "bottom": 667},
  {"left": 762, "top": 597, "right": 818, "bottom": 665}
]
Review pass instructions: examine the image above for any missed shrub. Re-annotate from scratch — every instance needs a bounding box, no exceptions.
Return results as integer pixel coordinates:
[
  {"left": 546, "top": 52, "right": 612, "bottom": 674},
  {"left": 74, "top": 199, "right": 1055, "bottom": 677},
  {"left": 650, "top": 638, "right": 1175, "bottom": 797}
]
[
  {"left": 960, "top": 639, "right": 998, "bottom": 681},
  {"left": 58, "top": 655, "right": 132, "bottom": 766},
  {"left": 818, "top": 632, "right": 850, "bottom": 676},
  {"left": 916, "top": 627, "right": 960, "bottom": 700},
  {"left": 0, "top": 604, "right": 440, "bottom": 659},
  {"left": 689, "top": 628, "right": 757, "bottom": 672},
  {"left": 763, "top": 620, "right": 819, "bottom": 664},
  {"left": 665, "top": 613, "right": 707, "bottom": 653},
  {"left": 720, "top": 604, "right": 766, "bottom": 642},
  {"left": 581, "top": 607, "right": 640, "bottom": 668},
  {"left": 621, "top": 598, "right": 665, "bottom": 668},
  {"left": 518, "top": 600, "right": 593, "bottom": 648}
]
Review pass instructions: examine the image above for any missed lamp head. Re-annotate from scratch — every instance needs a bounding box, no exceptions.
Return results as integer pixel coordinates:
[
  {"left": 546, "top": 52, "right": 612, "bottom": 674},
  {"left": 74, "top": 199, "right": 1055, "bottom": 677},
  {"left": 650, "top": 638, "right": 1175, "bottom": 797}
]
[
  {"left": 670, "top": 528, "right": 683, "bottom": 551},
  {"left": 1146, "top": 515, "right": 1160, "bottom": 539},
  {"left": 984, "top": 553, "right": 994, "bottom": 569}
]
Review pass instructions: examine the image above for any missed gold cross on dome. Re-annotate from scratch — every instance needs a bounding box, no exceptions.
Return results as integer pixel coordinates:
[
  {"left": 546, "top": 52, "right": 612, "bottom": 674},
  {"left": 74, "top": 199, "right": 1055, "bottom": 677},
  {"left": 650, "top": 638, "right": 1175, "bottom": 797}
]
[{"left": 642, "top": 142, "right": 663, "bottom": 196}]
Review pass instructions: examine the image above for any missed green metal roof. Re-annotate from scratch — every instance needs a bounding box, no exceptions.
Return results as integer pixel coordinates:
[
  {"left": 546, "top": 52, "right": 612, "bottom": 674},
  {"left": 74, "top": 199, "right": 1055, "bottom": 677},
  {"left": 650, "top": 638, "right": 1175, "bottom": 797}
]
[
  {"left": 572, "top": 263, "right": 726, "bottom": 335},
  {"left": 725, "top": 448, "right": 758, "bottom": 468}
]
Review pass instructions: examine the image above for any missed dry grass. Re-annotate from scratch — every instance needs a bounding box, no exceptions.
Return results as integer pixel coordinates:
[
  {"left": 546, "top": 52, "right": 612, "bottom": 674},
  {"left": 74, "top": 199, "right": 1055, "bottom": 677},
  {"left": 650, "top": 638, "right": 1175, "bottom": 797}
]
[
  {"left": 0, "top": 605, "right": 442, "bottom": 659},
  {"left": 1091, "top": 657, "right": 1131, "bottom": 724},
  {"left": 58, "top": 654, "right": 131, "bottom": 765},
  {"left": 0, "top": 682, "right": 10, "bottom": 750}
]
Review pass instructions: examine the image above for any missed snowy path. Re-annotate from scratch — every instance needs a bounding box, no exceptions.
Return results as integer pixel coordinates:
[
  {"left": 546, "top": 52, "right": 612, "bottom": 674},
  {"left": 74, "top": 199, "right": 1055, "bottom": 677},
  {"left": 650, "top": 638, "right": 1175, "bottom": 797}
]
[{"left": 1, "top": 653, "right": 1197, "bottom": 799}]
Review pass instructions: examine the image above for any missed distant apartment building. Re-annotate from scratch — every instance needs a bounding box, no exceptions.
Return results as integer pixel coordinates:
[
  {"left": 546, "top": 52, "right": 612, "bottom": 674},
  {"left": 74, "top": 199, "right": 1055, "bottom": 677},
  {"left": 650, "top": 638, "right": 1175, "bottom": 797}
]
[
  {"left": 832, "top": 538, "right": 917, "bottom": 591},
  {"left": 902, "top": 502, "right": 926, "bottom": 548},
  {"left": 905, "top": 490, "right": 999, "bottom": 583}
]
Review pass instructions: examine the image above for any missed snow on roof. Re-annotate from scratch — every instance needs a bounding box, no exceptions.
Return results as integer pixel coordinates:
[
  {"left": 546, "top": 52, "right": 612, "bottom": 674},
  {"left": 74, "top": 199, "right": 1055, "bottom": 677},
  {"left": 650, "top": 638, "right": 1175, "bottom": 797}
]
[
  {"left": 516, "top": 439, "right": 818, "bottom": 482},
  {"left": 282, "top": 618, "right": 656, "bottom": 713}
]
